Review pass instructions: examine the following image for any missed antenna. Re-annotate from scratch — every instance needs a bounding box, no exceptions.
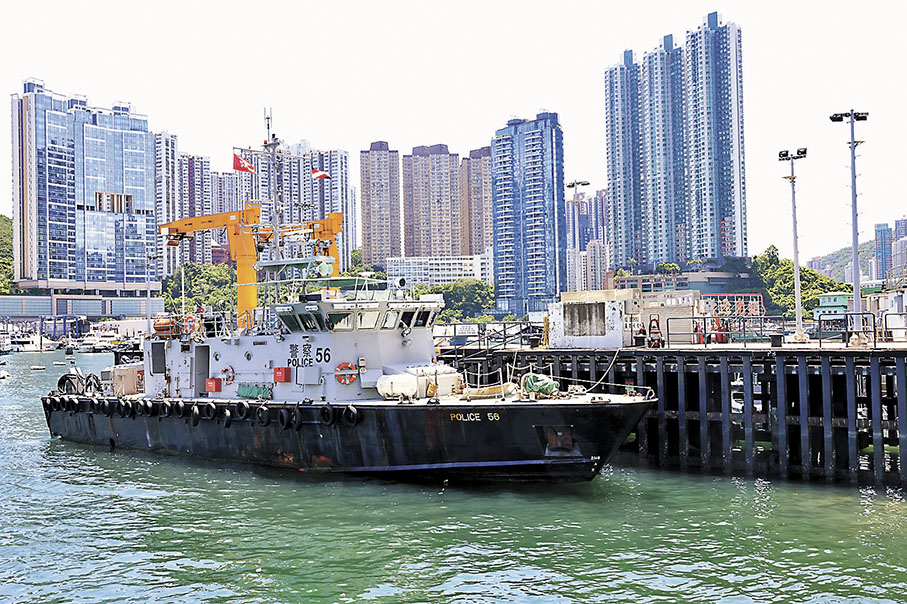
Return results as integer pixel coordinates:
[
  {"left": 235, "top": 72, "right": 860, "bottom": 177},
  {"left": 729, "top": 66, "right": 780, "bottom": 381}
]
[{"left": 264, "top": 107, "right": 273, "bottom": 142}]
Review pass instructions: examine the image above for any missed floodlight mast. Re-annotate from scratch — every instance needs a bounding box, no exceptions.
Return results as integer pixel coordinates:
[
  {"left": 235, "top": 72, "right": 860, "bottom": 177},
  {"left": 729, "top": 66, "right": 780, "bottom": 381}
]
[
  {"left": 780, "top": 148, "right": 808, "bottom": 342},
  {"left": 829, "top": 110, "right": 868, "bottom": 344}
]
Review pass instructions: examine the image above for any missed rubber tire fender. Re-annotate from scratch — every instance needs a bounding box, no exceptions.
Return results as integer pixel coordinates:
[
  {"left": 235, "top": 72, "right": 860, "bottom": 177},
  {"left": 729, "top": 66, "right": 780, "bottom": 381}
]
[
  {"left": 235, "top": 401, "right": 250, "bottom": 421},
  {"left": 343, "top": 404, "right": 361, "bottom": 426},
  {"left": 144, "top": 400, "right": 156, "bottom": 417},
  {"left": 320, "top": 403, "right": 336, "bottom": 425},
  {"left": 204, "top": 402, "right": 217, "bottom": 420},
  {"left": 102, "top": 399, "right": 114, "bottom": 417},
  {"left": 134, "top": 400, "right": 145, "bottom": 416},
  {"left": 43, "top": 398, "right": 53, "bottom": 413},
  {"left": 256, "top": 405, "right": 271, "bottom": 426},
  {"left": 293, "top": 405, "right": 306, "bottom": 431},
  {"left": 278, "top": 408, "right": 291, "bottom": 430},
  {"left": 160, "top": 400, "right": 172, "bottom": 418},
  {"left": 223, "top": 408, "right": 232, "bottom": 429},
  {"left": 89, "top": 398, "right": 100, "bottom": 414},
  {"left": 191, "top": 404, "right": 201, "bottom": 427},
  {"left": 175, "top": 401, "right": 187, "bottom": 418}
]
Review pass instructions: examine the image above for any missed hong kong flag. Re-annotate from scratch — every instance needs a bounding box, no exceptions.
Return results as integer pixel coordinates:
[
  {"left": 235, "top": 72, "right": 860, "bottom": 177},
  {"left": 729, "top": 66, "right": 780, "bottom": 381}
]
[
  {"left": 312, "top": 168, "right": 331, "bottom": 180},
  {"left": 233, "top": 153, "right": 255, "bottom": 174}
]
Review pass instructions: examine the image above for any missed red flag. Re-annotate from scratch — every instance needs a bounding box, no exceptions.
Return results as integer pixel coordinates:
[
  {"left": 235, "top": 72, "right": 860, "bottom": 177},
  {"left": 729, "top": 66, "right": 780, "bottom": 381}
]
[
  {"left": 233, "top": 153, "right": 255, "bottom": 174},
  {"left": 312, "top": 168, "right": 331, "bottom": 180}
]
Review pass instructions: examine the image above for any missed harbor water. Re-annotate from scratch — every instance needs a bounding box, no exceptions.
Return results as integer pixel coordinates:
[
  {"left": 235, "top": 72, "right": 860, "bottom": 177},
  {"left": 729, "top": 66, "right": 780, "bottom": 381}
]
[{"left": 2, "top": 352, "right": 906, "bottom": 603}]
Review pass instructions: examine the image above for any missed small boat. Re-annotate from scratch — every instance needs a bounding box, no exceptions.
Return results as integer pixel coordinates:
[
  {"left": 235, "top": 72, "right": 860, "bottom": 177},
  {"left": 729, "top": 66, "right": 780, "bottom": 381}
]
[
  {"left": 53, "top": 361, "right": 67, "bottom": 366},
  {"left": 65, "top": 356, "right": 76, "bottom": 361},
  {"left": 12, "top": 333, "right": 59, "bottom": 352},
  {"left": 0, "top": 371, "right": 10, "bottom": 379},
  {"left": 30, "top": 365, "right": 46, "bottom": 371}
]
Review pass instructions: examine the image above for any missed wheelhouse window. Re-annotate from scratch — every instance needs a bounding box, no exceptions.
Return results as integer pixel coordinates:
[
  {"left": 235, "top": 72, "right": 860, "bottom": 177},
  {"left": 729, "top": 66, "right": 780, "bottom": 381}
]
[
  {"left": 358, "top": 311, "right": 380, "bottom": 330},
  {"left": 328, "top": 312, "right": 352, "bottom": 331},
  {"left": 400, "top": 311, "right": 416, "bottom": 329},
  {"left": 298, "top": 313, "right": 319, "bottom": 331},
  {"left": 279, "top": 314, "right": 303, "bottom": 333},
  {"left": 382, "top": 310, "right": 399, "bottom": 329},
  {"left": 414, "top": 310, "right": 432, "bottom": 327}
]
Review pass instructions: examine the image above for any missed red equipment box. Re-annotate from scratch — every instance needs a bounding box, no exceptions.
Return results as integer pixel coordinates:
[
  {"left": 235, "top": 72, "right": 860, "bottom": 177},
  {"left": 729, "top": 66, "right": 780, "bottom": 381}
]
[
  {"left": 273, "top": 367, "right": 292, "bottom": 383},
  {"left": 205, "top": 378, "right": 222, "bottom": 393}
]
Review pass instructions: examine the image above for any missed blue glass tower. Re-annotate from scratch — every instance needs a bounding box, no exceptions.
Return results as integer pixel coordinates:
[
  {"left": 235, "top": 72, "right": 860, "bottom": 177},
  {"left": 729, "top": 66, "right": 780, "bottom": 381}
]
[
  {"left": 11, "top": 80, "right": 157, "bottom": 294},
  {"left": 491, "top": 112, "right": 565, "bottom": 315}
]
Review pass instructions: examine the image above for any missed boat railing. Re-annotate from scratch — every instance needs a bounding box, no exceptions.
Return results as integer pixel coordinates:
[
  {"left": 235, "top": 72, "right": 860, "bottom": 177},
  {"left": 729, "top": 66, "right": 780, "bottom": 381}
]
[{"left": 664, "top": 315, "right": 795, "bottom": 348}]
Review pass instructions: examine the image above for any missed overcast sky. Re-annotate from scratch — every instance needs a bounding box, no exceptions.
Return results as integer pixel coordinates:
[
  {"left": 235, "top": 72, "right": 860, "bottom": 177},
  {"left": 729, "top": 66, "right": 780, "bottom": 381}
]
[{"left": 1, "top": 0, "right": 904, "bottom": 261}]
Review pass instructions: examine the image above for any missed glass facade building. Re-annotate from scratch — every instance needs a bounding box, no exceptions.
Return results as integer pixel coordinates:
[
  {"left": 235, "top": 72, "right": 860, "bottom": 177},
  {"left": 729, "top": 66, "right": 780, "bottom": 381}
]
[
  {"left": 604, "top": 12, "right": 746, "bottom": 271},
  {"left": 491, "top": 112, "right": 566, "bottom": 315},
  {"left": 11, "top": 80, "right": 157, "bottom": 294}
]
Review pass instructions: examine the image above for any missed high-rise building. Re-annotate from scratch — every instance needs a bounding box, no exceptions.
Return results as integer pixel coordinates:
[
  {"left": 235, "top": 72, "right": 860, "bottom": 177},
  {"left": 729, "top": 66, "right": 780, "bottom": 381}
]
[
  {"left": 604, "top": 12, "right": 746, "bottom": 270},
  {"left": 11, "top": 79, "right": 158, "bottom": 295},
  {"left": 894, "top": 218, "right": 907, "bottom": 242},
  {"left": 604, "top": 50, "right": 642, "bottom": 271},
  {"left": 155, "top": 132, "right": 180, "bottom": 277},
  {"left": 640, "top": 34, "right": 686, "bottom": 266},
  {"left": 299, "top": 149, "right": 354, "bottom": 271},
  {"left": 402, "top": 144, "right": 461, "bottom": 257},
  {"left": 584, "top": 239, "right": 609, "bottom": 291},
  {"left": 491, "top": 113, "right": 566, "bottom": 314},
  {"left": 178, "top": 153, "right": 212, "bottom": 266},
  {"left": 685, "top": 12, "right": 747, "bottom": 260},
  {"left": 233, "top": 146, "right": 356, "bottom": 270},
  {"left": 588, "top": 189, "right": 609, "bottom": 246},
  {"left": 210, "top": 171, "right": 243, "bottom": 248},
  {"left": 875, "top": 223, "right": 893, "bottom": 280},
  {"left": 460, "top": 146, "right": 493, "bottom": 256},
  {"left": 360, "top": 141, "right": 401, "bottom": 268}
]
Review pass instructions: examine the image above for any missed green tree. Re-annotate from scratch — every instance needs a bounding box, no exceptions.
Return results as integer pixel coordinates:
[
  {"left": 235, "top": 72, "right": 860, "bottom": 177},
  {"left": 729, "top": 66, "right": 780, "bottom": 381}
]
[
  {"left": 340, "top": 248, "right": 386, "bottom": 281},
  {"left": 615, "top": 268, "right": 629, "bottom": 278},
  {"left": 0, "top": 215, "right": 12, "bottom": 294},
  {"left": 656, "top": 262, "right": 681, "bottom": 275},
  {"left": 426, "top": 278, "right": 494, "bottom": 318},
  {"left": 162, "top": 263, "right": 237, "bottom": 314},
  {"left": 750, "top": 245, "right": 850, "bottom": 318},
  {"left": 686, "top": 259, "right": 704, "bottom": 272}
]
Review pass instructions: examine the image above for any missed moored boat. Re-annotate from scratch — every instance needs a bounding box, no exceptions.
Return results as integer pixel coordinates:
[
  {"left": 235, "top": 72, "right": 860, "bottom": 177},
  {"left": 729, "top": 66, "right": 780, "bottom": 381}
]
[{"left": 41, "top": 129, "right": 653, "bottom": 483}]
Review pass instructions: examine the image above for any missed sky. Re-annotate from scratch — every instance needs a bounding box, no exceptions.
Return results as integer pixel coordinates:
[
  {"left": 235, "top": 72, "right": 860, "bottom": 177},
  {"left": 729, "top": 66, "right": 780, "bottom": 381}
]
[{"left": 1, "top": 0, "right": 904, "bottom": 261}]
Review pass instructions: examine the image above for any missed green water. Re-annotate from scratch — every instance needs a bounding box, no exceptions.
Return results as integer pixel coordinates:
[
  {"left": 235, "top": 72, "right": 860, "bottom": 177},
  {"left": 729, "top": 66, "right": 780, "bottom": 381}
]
[{"left": 1, "top": 352, "right": 906, "bottom": 603}]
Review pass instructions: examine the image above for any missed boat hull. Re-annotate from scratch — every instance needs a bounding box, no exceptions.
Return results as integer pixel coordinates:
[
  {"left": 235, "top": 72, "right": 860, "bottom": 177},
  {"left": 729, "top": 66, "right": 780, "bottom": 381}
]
[{"left": 41, "top": 396, "right": 651, "bottom": 482}]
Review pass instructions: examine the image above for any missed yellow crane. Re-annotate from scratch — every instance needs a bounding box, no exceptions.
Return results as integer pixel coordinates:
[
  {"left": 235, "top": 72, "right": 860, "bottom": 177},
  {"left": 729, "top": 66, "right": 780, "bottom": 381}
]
[{"left": 159, "top": 203, "right": 343, "bottom": 328}]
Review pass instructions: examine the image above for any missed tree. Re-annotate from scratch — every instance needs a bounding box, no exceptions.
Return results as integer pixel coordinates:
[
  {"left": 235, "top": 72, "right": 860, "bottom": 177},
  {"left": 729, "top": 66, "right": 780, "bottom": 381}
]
[
  {"left": 0, "top": 215, "right": 12, "bottom": 294},
  {"left": 615, "top": 268, "right": 629, "bottom": 278},
  {"left": 656, "top": 262, "right": 681, "bottom": 276},
  {"left": 340, "top": 249, "right": 386, "bottom": 281},
  {"left": 627, "top": 257, "right": 638, "bottom": 275},
  {"left": 162, "top": 263, "right": 237, "bottom": 314},
  {"left": 686, "top": 259, "right": 704, "bottom": 271},
  {"left": 427, "top": 278, "right": 494, "bottom": 318},
  {"left": 750, "top": 245, "right": 850, "bottom": 318}
]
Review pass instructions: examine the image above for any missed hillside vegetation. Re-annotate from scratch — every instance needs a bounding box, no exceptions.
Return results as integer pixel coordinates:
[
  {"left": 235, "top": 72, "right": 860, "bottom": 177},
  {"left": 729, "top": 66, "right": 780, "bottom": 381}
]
[
  {"left": 815, "top": 240, "right": 873, "bottom": 281},
  {"left": 750, "top": 246, "right": 851, "bottom": 318}
]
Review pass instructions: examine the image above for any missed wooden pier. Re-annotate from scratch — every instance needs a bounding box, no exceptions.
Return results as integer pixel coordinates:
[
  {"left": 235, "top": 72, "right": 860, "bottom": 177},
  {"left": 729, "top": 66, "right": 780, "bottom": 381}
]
[{"left": 439, "top": 345, "right": 907, "bottom": 487}]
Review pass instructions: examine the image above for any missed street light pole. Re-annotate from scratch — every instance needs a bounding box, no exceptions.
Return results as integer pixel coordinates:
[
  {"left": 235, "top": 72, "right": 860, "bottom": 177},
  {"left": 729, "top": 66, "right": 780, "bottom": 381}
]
[
  {"left": 779, "top": 148, "right": 808, "bottom": 342},
  {"left": 830, "top": 110, "right": 868, "bottom": 338}
]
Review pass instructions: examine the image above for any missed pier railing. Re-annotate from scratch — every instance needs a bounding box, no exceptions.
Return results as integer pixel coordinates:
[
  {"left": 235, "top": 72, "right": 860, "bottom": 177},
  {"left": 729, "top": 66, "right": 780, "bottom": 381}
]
[
  {"left": 664, "top": 315, "right": 797, "bottom": 348},
  {"left": 817, "top": 312, "right": 877, "bottom": 348}
]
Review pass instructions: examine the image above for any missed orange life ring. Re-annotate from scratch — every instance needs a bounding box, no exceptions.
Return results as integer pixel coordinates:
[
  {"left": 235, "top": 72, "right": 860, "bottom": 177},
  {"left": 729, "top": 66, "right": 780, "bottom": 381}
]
[
  {"left": 184, "top": 315, "right": 198, "bottom": 333},
  {"left": 222, "top": 365, "right": 235, "bottom": 384},
  {"left": 335, "top": 362, "right": 358, "bottom": 385}
]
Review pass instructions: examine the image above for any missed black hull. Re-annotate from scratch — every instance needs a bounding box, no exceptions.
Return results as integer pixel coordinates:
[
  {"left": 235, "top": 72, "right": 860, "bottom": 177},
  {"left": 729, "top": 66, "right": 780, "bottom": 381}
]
[{"left": 41, "top": 396, "right": 651, "bottom": 483}]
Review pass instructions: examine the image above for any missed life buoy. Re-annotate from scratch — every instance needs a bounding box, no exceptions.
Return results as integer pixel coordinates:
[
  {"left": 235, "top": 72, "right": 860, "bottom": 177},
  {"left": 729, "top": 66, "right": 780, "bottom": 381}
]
[
  {"left": 335, "top": 362, "right": 358, "bottom": 385},
  {"left": 256, "top": 405, "right": 271, "bottom": 426},
  {"left": 235, "top": 400, "right": 250, "bottom": 421},
  {"left": 343, "top": 404, "right": 361, "bottom": 426},
  {"left": 184, "top": 315, "right": 198, "bottom": 333},
  {"left": 222, "top": 366, "right": 235, "bottom": 385},
  {"left": 320, "top": 403, "right": 335, "bottom": 425}
]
